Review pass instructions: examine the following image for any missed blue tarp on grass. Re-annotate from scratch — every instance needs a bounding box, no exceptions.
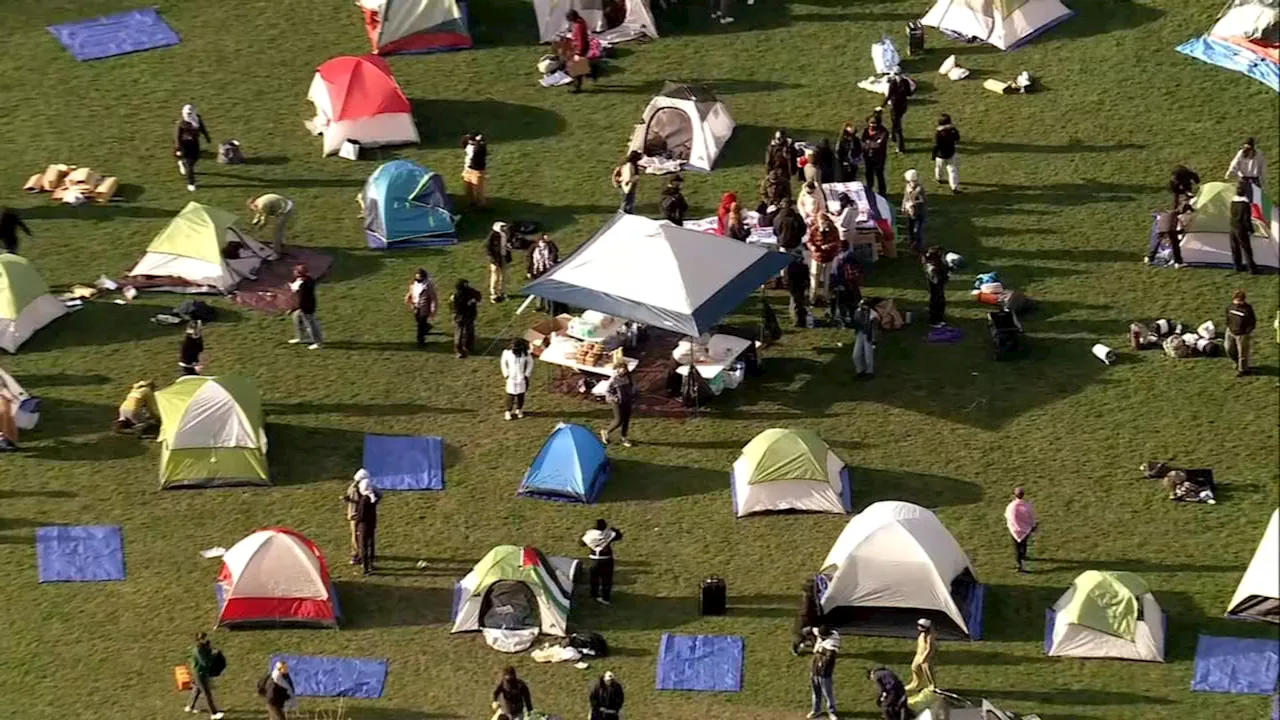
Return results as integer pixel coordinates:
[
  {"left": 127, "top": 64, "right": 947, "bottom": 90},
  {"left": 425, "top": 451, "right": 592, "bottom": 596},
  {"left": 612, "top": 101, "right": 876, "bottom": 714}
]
[
  {"left": 47, "top": 8, "right": 180, "bottom": 62},
  {"left": 1176, "top": 36, "right": 1280, "bottom": 92},
  {"left": 656, "top": 634, "right": 744, "bottom": 692},
  {"left": 267, "top": 655, "right": 387, "bottom": 698},
  {"left": 362, "top": 434, "right": 445, "bottom": 491},
  {"left": 1192, "top": 635, "right": 1280, "bottom": 695},
  {"left": 36, "top": 525, "right": 125, "bottom": 582}
]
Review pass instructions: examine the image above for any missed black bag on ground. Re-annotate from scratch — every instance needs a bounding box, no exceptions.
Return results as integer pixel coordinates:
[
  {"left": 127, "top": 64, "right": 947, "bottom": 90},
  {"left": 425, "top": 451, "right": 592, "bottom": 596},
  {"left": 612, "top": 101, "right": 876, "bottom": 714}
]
[
  {"left": 760, "top": 302, "right": 783, "bottom": 345},
  {"left": 175, "top": 300, "right": 217, "bottom": 323},
  {"left": 567, "top": 631, "right": 609, "bottom": 656},
  {"left": 217, "top": 141, "right": 245, "bottom": 165},
  {"left": 700, "top": 576, "right": 726, "bottom": 616}
]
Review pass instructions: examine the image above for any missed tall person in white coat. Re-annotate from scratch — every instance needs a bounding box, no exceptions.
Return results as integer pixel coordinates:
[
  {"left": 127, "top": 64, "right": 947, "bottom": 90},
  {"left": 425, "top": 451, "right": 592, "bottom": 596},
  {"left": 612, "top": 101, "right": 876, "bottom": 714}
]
[{"left": 500, "top": 338, "right": 534, "bottom": 420}]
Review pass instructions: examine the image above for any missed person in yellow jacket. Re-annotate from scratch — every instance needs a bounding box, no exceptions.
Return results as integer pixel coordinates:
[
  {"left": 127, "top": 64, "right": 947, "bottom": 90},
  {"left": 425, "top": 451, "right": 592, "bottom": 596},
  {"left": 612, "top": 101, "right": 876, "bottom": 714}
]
[
  {"left": 115, "top": 380, "right": 159, "bottom": 432},
  {"left": 904, "top": 618, "right": 937, "bottom": 693}
]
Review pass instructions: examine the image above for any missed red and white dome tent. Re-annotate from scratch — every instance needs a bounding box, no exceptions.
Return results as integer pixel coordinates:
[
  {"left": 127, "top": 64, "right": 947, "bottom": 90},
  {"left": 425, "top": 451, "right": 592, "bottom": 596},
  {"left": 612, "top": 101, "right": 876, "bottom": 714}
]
[
  {"left": 306, "top": 55, "right": 419, "bottom": 157},
  {"left": 215, "top": 527, "right": 339, "bottom": 628}
]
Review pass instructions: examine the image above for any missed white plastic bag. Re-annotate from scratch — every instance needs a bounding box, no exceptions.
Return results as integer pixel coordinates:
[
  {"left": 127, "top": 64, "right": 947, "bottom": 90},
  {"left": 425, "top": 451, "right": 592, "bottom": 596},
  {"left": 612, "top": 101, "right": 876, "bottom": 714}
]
[{"left": 872, "top": 35, "right": 901, "bottom": 75}]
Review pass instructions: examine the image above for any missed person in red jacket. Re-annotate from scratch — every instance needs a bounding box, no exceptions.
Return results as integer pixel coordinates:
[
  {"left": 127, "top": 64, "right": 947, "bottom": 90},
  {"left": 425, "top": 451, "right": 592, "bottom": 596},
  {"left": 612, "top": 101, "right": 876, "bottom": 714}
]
[
  {"left": 566, "top": 11, "right": 593, "bottom": 94},
  {"left": 806, "top": 214, "right": 841, "bottom": 305}
]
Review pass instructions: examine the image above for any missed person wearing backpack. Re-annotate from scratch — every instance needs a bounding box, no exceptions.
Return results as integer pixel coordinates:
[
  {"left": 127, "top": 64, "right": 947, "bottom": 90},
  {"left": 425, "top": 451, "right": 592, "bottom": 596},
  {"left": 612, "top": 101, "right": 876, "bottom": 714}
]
[
  {"left": 660, "top": 176, "right": 689, "bottom": 226},
  {"left": 613, "top": 151, "right": 642, "bottom": 214},
  {"left": 185, "top": 632, "right": 226, "bottom": 719}
]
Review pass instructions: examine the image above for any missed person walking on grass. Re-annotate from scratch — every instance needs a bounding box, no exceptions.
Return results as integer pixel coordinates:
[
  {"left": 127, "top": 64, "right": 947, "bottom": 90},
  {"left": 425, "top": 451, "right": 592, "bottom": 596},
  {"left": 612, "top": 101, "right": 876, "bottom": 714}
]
[
  {"left": 342, "top": 469, "right": 371, "bottom": 565},
  {"left": 462, "top": 133, "right": 488, "bottom": 207},
  {"left": 258, "top": 660, "right": 296, "bottom": 720},
  {"left": 405, "top": 268, "right": 438, "bottom": 347},
  {"left": 869, "top": 667, "right": 909, "bottom": 720},
  {"left": 492, "top": 666, "right": 534, "bottom": 720},
  {"left": 807, "top": 626, "right": 841, "bottom": 720},
  {"left": 449, "top": 278, "right": 482, "bottom": 359},
  {"left": 1229, "top": 181, "right": 1260, "bottom": 274},
  {"left": 600, "top": 362, "right": 635, "bottom": 447},
  {"left": 174, "top": 104, "right": 211, "bottom": 193},
  {"left": 932, "top": 114, "right": 961, "bottom": 194},
  {"left": 1226, "top": 137, "right": 1265, "bottom": 187},
  {"left": 179, "top": 321, "right": 204, "bottom": 376},
  {"left": 613, "top": 151, "right": 642, "bottom": 214},
  {"left": 486, "top": 222, "right": 512, "bottom": 303},
  {"left": 500, "top": 338, "right": 533, "bottom": 420},
  {"left": 288, "top": 265, "right": 322, "bottom": 349},
  {"left": 861, "top": 116, "right": 889, "bottom": 197},
  {"left": 923, "top": 247, "right": 949, "bottom": 327},
  {"left": 583, "top": 518, "right": 624, "bottom": 605},
  {"left": 246, "top": 193, "right": 293, "bottom": 256},
  {"left": 589, "top": 671, "right": 624, "bottom": 720},
  {"left": 661, "top": 175, "right": 689, "bottom": 226},
  {"left": 185, "top": 632, "right": 226, "bottom": 719},
  {"left": 885, "top": 74, "right": 911, "bottom": 154},
  {"left": 901, "top": 169, "right": 927, "bottom": 256},
  {"left": 1005, "top": 486, "right": 1038, "bottom": 573},
  {"left": 1, "top": 207, "right": 32, "bottom": 255},
  {"left": 837, "top": 122, "right": 862, "bottom": 183},
  {"left": 1225, "top": 289, "right": 1257, "bottom": 377},
  {"left": 851, "top": 297, "right": 878, "bottom": 379},
  {"left": 353, "top": 471, "right": 380, "bottom": 575},
  {"left": 905, "top": 618, "right": 937, "bottom": 693}
]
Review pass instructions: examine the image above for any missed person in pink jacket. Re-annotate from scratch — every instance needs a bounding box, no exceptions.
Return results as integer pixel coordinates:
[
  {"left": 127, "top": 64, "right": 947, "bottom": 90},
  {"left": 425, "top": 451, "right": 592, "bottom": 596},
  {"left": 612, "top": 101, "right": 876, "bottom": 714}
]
[{"left": 1004, "top": 487, "right": 1038, "bottom": 573}]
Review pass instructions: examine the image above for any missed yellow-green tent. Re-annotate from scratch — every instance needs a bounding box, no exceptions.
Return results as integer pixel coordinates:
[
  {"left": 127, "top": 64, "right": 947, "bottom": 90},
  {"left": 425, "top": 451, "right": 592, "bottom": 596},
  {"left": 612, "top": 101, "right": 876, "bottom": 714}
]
[
  {"left": 0, "top": 253, "right": 67, "bottom": 353},
  {"left": 155, "top": 375, "right": 269, "bottom": 488},
  {"left": 732, "top": 428, "right": 851, "bottom": 516}
]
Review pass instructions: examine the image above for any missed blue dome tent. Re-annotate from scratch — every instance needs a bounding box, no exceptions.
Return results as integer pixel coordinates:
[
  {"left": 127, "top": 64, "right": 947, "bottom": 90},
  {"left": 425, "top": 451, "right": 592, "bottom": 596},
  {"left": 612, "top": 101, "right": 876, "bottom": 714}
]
[
  {"left": 518, "top": 423, "right": 610, "bottom": 503},
  {"left": 361, "top": 160, "right": 458, "bottom": 249}
]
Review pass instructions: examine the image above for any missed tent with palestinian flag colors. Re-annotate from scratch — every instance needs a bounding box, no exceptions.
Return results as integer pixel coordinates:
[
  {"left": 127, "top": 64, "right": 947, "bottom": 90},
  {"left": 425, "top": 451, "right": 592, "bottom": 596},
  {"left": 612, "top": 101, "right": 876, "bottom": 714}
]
[
  {"left": 1178, "top": 181, "right": 1279, "bottom": 269},
  {"left": 450, "top": 545, "right": 578, "bottom": 638}
]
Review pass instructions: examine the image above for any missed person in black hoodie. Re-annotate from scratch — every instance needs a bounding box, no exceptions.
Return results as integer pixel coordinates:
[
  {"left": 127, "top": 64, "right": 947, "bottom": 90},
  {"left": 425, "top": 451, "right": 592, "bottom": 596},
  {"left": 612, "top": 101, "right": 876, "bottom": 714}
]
[
  {"left": 449, "top": 279, "right": 482, "bottom": 358},
  {"left": 815, "top": 139, "right": 838, "bottom": 184},
  {"left": 0, "top": 208, "right": 32, "bottom": 255},
  {"left": 1170, "top": 165, "right": 1200, "bottom": 213},
  {"left": 486, "top": 222, "right": 511, "bottom": 303},
  {"left": 174, "top": 104, "right": 211, "bottom": 192},
  {"left": 1228, "top": 180, "right": 1259, "bottom": 274},
  {"left": 179, "top": 322, "right": 204, "bottom": 376},
  {"left": 1225, "top": 289, "right": 1257, "bottom": 376},
  {"left": 786, "top": 249, "right": 811, "bottom": 328},
  {"left": 589, "top": 671, "right": 625, "bottom": 720},
  {"left": 861, "top": 117, "right": 889, "bottom": 197},
  {"left": 868, "top": 667, "right": 908, "bottom": 720},
  {"left": 772, "top": 198, "right": 806, "bottom": 254},
  {"left": 582, "top": 519, "right": 624, "bottom": 604},
  {"left": 288, "top": 265, "right": 323, "bottom": 349},
  {"left": 492, "top": 667, "right": 534, "bottom": 719},
  {"left": 660, "top": 176, "right": 689, "bottom": 226},
  {"left": 923, "top": 246, "right": 950, "bottom": 327},
  {"left": 885, "top": 75, "right": 912, "bottom": 154},
  {"left": 836, "top": 123, "right": 862, "bottom": 183},
  {"left": 932, "top": 114, "right": 961, "bottom": 193}
]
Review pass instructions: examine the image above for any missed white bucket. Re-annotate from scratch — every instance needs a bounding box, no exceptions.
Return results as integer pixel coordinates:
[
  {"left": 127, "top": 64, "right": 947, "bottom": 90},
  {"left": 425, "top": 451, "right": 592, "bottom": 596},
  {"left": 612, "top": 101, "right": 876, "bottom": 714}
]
[{"left": 1092, "top": 343, "right": 1116, "bottom": 365}]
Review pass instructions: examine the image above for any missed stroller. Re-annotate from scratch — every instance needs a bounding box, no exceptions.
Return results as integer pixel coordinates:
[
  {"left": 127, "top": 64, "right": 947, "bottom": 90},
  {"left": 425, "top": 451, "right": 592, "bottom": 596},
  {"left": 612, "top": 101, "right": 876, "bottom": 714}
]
[{"left": 987, "top": 310, "right": 1022, "bottom": 360}]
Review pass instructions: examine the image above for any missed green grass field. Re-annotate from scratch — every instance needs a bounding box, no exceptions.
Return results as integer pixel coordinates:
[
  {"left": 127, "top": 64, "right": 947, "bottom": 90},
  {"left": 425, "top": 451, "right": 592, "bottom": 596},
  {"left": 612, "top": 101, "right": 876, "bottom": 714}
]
[{"left": 1, "top": 0, "right": 1278, "bottom": 718}]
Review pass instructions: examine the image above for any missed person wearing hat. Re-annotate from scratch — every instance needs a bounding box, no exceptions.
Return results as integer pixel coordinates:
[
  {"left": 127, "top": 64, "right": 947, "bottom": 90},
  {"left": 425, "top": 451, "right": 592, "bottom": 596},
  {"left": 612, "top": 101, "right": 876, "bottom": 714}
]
[
  {"left": 1004, "top": 486, "right": 1038, "bottom": 573},
  {"left": 486, "top": 222, "right": 512, "bottom": 303},
  {"left": 589, "top": 670, "right": 625, "bottom": 720},
  {"left": 405, "top": 268, "right": 439, "bottom": 347},
  {"left": 901, "top": 169, "right": 927, "bottom": 256},
  {"left": 868, "top": 666, "right": 909, "bottom": 720},
  {"left": 463, "top": 133, "right": 488, "bottom": 207},
  {"left": 1226, "top": 137, "right": 1266, "bottom": 188},
  {"left": 904, "top": 618, "right": 938, "bottom": 693},
  {"left": 660, "top": 175, "right": 689, "bottom": 226},
  {"left": 807, "top": 626, "right": 841, "bottom": 719},
  {"left": 258, "top": 660, "right": 296, "bottom": 720}
]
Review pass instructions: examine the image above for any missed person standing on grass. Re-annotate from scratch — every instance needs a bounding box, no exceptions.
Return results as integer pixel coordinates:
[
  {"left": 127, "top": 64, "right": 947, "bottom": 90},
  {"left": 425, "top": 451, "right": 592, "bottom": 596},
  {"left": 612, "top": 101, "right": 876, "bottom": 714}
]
[
  {"left": 807, "top": 626, "right": 841, "bottom": 720},
  {"left": 174, "top": 104, "right": 211, "bottom": 193},
  {"left": 354, "top": 472, "right": 380, "bottom": 575},
  {"left": 773, "top": 198, "right": 807, "bottom": 254},
  {"left": 661, "top": 175, "right": 689, "bottom": 226},
  {"left": 767, "top": 129, "right": 799, "bottom": 179},
  {"left": 851, "top": 297, "right": 878, "bottom": 379},
  {"left": 288, "top": 265, "right": 322, "bottom": 349},
  {"left": 589, "top": 671, "right": 625, "bottom": 720},
  {"left": 932, "top": 114, "right": 961, "bottom": 194},
  {"left": 246, "top": 193, "right": 293, "bottom": 256},
  {"left": 462, "top": 133, "right": 488, "bottom": 207},
  {"left": 566, "top": 10, "right": 592, "bottom": 94},
  {"left": 583, "top": 518, "right": 624, "bottom": 605},
  {"left": 600, "top": 362, "right": 635, "bottom": 447},
  {"left": 923, "top": 247, "right": 949, "bottom": 327},
  {"left": 785, "top": 249, "right": 811, "bottom": 328},
  {"left": 1226, "top": 137, "right": 1266, "bottom": 187},
  {"left": 816, "top": 139, "right": 837, "bottom": 184},
  {"left": 0, "top": 207, "right": 32, "bottom": 255},
  {"left": 500, "top": 338, "right": 533, "bottom": 420},
  {"left": 613, "top": 151, "right": 642, "bottom": 214},
  {"left": 1229, "top": 181, "right": 1260, "bottom": 274},
  {"left": 486, "top": 222, "right": 512, "bottom": 303},
  {"left": 178, "top": 322, "right": 204, "bottom": 376},
  {"left": 185, "top": 632, "right": 226, "bottom": 719},
  {"left": 901, "top": 169, "right": 927, "bottom": 256},
  {"left": 342, "top": 469, "right": 372, "bottom": 565},
  {"left": 1225, "top": 289, "right": 1257, "bottom": 377},
  {"left": 449, "top": 278, "right": 482, "bottom": 359},
  {"left": 492, "top": 666, "right": 534, "bottom": 720},
  {"left": 405, "top": 268, "right": 438, "bottom": 347},
  {"left": 1005, "top": 486, "right": 1038, "bottom": 573},
  {"left": 861, "top": 117, "right": 889, "bottom": 197},
  {"left": 806, "top": 213, "right": 841, "bottom": 306},
  {"left": 885, "top": 74, "right": 911, "bottom": 154},
  {"left": 258, "top": 660, "right": 296, "bottom": 720},
  {"left": 904, "top": 618, "right": 937, "bottom": 693},
  {"left": 837, "top": 123, "right": 862, "bottom": 183},
  {"left": 868, "top": 667, "right": 909, "bottom": 720},
  {"left": 527, "top": 234, "right": 561, "bottom": 312}
]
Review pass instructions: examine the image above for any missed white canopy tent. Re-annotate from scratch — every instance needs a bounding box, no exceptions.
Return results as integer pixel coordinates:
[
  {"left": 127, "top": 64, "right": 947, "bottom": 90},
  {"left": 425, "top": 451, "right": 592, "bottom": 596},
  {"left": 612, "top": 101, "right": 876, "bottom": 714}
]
[
  {"left": 920, "top": 0, "right": 1074, "bottom": 50},
  {"left": 1226, "top": 509, "right": 1279, "bottom": 623},
  {"left": 533, "top": 0, "right": 658, "bottom": 43},
  {"left": 819, "top": 501, "right": 981, "bottom": 639},
  {"left": 628, "top": 82, "right": 735, "bottom": 172}
]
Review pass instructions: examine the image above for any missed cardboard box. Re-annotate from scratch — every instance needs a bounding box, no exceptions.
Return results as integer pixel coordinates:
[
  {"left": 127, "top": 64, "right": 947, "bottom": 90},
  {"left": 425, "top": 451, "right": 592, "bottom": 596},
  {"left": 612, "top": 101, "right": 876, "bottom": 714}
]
[{"left": 524, "top": 314, "right": 573, "bottom": 354}]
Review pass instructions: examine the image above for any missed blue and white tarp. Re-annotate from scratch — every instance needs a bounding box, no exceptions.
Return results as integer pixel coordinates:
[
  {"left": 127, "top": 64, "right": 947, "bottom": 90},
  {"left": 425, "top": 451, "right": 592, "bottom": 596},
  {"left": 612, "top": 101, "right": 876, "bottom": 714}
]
[
  {"left": 1192, "top": 635, "right": 1280, "bottom": 695},
  {"left": 47, "top": 8, "right": 180, "bottom": 62},
  {"left": 656, "top": 634, "right": 744, "bottom": 692},
  {"left": 1177, "top": 36, "right": 1280, "bottom": 92},
  {"left": 267, "top": 655, "right": 388, "bottom": 698},
  {"left": 363, "top": 434, "right": 445, "bottom": 491}
]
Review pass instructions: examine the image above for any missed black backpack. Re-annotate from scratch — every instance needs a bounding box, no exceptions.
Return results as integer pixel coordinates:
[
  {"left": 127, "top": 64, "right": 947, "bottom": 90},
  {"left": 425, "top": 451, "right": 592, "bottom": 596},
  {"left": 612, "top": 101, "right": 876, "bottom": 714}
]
[
  {"left": 217, "top": 141, "right": 245, "bottom": 165},
  {"left": 208, "top": 650, "right": 226, "bottom": 677}
]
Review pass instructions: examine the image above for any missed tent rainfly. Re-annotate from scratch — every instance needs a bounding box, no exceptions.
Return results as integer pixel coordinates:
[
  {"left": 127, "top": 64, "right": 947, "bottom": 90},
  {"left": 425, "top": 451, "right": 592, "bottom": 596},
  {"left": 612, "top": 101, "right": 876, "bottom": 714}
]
[
  {"left": 359, "top": 0, "right": 472, "bottom": 55},
  {"left": 155, "top": 375, "right": 269, "bottom": 488},
  {"left": 362, "top": 160, "right": 458, "bottom": 248},
  {"left": 518, "top": 423, "right": 610, "bottom": 503},
  {"left": 533, "top": 0, "right": 658, "bottom": 43},
  {"left": 451, "top": 545, "right": 578, "bottom": 637},
  {"left": 731, "top": 428, "right": 852, "bottom": 517},
  {"left": 1176, "top": 0, "right": 1279, "bottom": 91},
  {"left": 127, "top": 202, "right": 276, "bottom": 293},
  {"left": 819, "top": 501, "right": 981, "bottom": 639},
  {"left": 1226, "top": 509, "right": 1279, "bottom": 623},
  {"left": 1175, "top": 181, "right": 1280, "bottom": 269},
  {"left": 920, "top": 0, "right": 1074, "bottom": 50},
  {"left": 629, "top": 82, "right": 735, "bottom": 172},
  {"left": 216, "top": 527, "right": 339, "bottom": 628},
  {"left": 307, "top": 55, "right": 419, "bottom": 157},
  {"left": 1045, "top": 570, "right": 1166, "bottom": 662},
  {"left": 0, "top": 253, "right": 67, "bottom": 353},
  {"left": 521, "top": 213, "right": 790, "bottom": 337}
]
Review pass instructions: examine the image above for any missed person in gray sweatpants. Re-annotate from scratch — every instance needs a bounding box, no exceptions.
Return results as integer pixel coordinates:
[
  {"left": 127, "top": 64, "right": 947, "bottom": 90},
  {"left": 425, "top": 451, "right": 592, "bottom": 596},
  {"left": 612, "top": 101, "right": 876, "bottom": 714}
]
[{"left": 851, "top": 297, "right": 878, "bottom": 378}]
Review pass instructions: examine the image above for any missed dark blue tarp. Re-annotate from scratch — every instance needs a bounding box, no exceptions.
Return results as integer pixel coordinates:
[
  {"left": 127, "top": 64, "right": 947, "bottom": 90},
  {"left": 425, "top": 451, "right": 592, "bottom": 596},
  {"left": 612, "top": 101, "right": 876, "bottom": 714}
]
[
  {"left": 266, "top": 655, "right": 388, "bottom": 698},
  {"left": 36, "top": 525, "right": 125, "bottom": 582},
  {"left": 47, "top": 8, "right": 180, "bottom": 62},
  {"left": 1192, "top": 635, "right": 1280, "bottom": 695},
  {"left": 656, "top": 634, "right": 744, "bottom": 692},
  {"left": 519, "top": 423, "right": 609, "bottom": 502},
  {"left": 1177, "top": 36, "right": 1280, "bottom": 92},
  {"left": 363, "top": 434, "right": 445, "bottom": 490}
]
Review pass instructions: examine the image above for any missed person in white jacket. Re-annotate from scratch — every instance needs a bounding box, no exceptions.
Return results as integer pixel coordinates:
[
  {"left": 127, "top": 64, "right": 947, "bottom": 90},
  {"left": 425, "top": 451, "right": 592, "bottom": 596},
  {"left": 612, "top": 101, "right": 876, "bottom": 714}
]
[
  {"left": 500, "top": 338, "right": 534, "bottom": 420},
  {"left": 1225, "top": 137, "right": 1266, "bottom": 187}
]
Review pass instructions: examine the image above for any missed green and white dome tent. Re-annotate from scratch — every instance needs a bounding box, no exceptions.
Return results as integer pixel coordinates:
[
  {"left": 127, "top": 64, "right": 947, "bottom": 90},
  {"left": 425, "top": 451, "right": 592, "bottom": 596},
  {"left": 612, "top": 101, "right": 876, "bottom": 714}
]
[
  {"left": 731, "top": 428, "right": 852, "bottom": 517},
  {"left": 155, "top": 375, "right": 269, "bottom": 488},
  {"left": 0, "top": 253, "right": 68, "bottom": 353},
  {"left": 1045, "top": 570, "right": 1166, "bottom": 662},
  {"left": 451, "top": 545, "right": 578, "bottom": 648}
]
